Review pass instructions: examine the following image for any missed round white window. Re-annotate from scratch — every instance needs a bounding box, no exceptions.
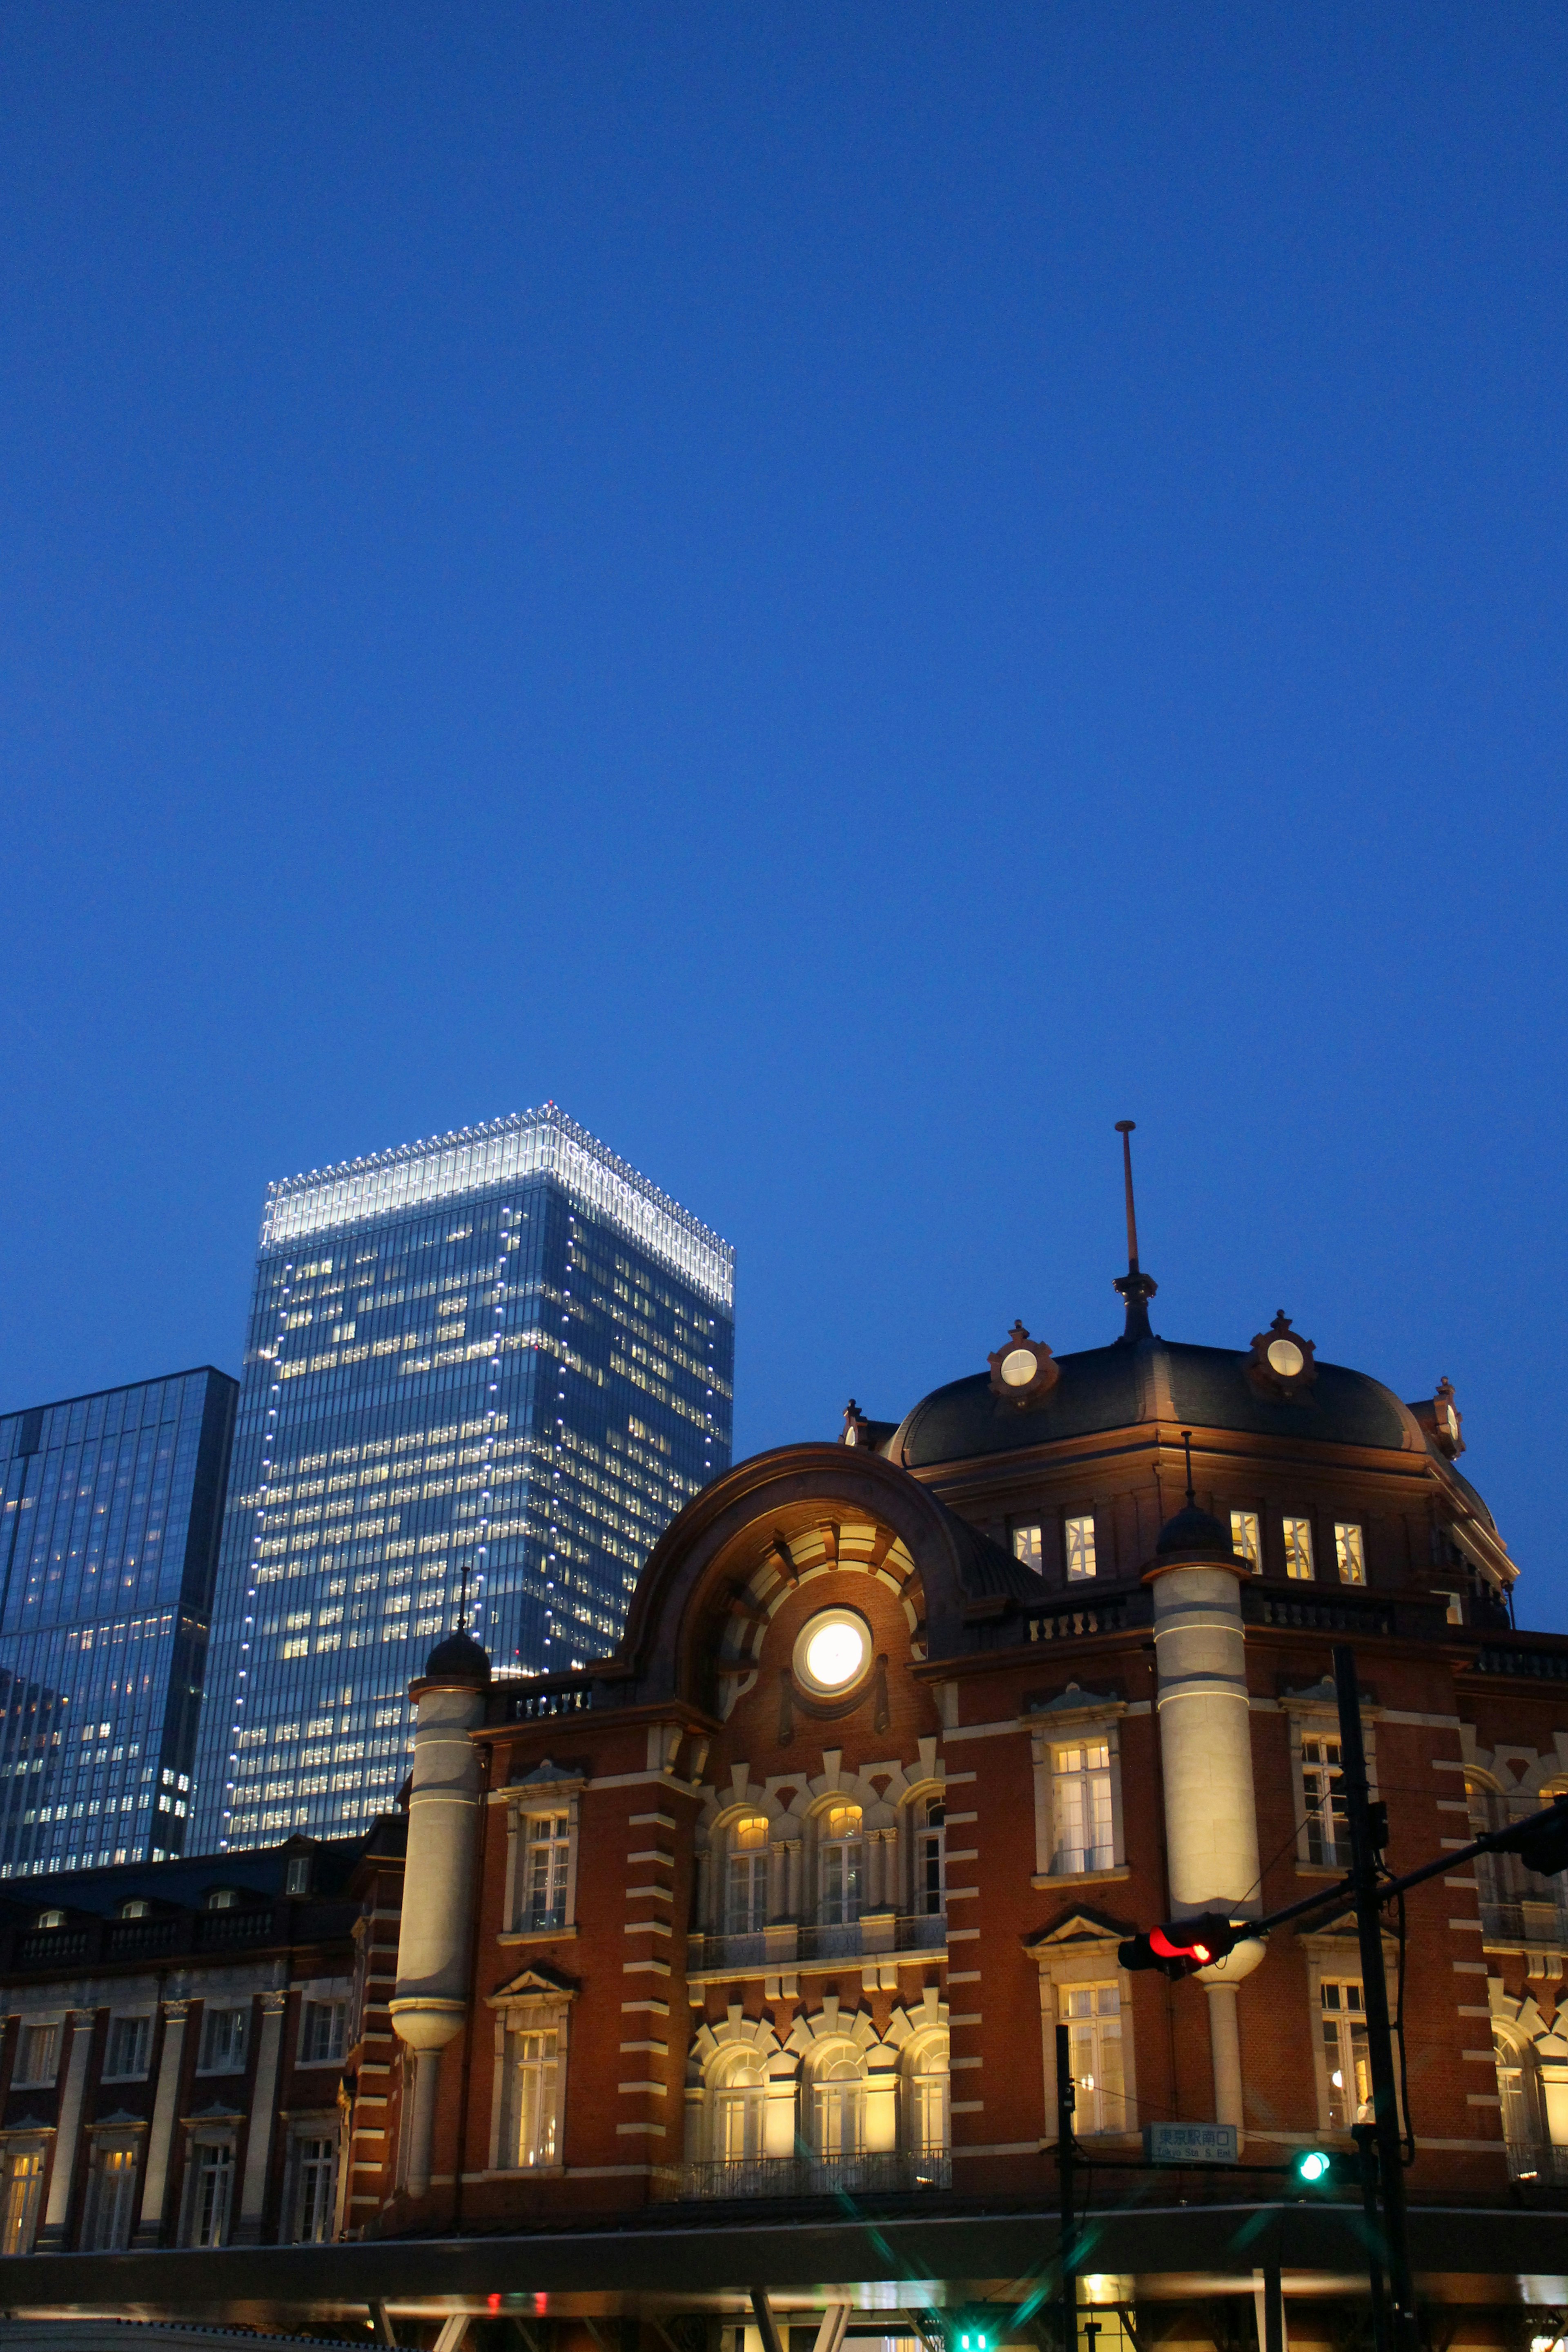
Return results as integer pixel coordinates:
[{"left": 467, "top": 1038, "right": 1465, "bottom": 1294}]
[
  {"left": 999, "top": 1346, "right": 1038, "bottom": 1387},
  {"left": 1266, "top": 1336, "right": 1305, "bottom": 1378},
  {"left": 793, "top": 1608, "right": 872, "bottom": 1698}
]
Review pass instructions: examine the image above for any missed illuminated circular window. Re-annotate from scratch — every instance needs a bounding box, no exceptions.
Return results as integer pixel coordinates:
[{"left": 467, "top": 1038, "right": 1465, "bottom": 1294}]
[
  {"left": 999, "top": 1347, "right": 1039, "bottom": 1388},
  {"left": 1266, "top": 1336, "right": 1305, "bottom": 1379},
  {"left": 793, "top": 1608, "right": 872, "bottom": 1699}
]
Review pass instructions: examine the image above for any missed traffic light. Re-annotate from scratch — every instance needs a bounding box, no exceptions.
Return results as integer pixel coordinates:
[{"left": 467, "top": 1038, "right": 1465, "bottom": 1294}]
[
  {"left": 1491, "top": 1797, "right": 1568, "bottom": 1879},
  {"left": 1118, "top": 1911, "right": 1245, "bottom": 1979},
  {"left": 1291, "top": 2146, "right": 1350, "bottom": 2190},
  {"left": 939, "top": 2309, "right": 1013, "bottom": 2352}
]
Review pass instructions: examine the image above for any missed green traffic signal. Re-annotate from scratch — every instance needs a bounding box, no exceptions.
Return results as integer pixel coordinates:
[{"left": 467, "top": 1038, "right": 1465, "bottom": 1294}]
[{"left": 1295, "top": 2149, "right": 1332, "bottom": 2185}]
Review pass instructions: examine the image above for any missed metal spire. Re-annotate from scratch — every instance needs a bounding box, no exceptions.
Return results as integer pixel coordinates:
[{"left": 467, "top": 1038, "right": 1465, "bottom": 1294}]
[{"left": 1113, "top": 1119, "right": 1159, "bottom": 1342}]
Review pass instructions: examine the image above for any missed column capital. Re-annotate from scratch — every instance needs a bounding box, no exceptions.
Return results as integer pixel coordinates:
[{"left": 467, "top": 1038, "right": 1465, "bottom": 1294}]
[
  {"left": 259, "top": 1989, "right": 290, "bottom": 2016},
  {"left": 162, "top": 1998, "right": 194, "bottom": 2022},
  {"left": 67, "top": 2008, "right": 97, "bottom": 2029}
]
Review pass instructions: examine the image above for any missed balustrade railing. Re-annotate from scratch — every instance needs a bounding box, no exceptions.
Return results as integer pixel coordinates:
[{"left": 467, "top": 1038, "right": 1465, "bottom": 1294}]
[{"left": 688, "top": 1912, "right": 947, "bottom": 1972}]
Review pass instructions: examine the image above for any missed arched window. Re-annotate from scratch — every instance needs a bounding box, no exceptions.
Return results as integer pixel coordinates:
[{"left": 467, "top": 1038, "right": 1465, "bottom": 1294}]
[
  {"left": 914, "top": 1800, "right": 945, "bottom": 1918},
  {"left": 903, "top": 2032, "right": 950, "bottom": 2176},
  {"left": 820, "top": 1804, "right": 863, "bottom": 1926},
  {"left": 811, "top": 2051, "right": 864, "bottom": 2160},
  {"left": 712, "top": 2050, "right": 767, "bottom": 2166},
  {"left": 1495, "top": 2034, "right": 1537, "bottom": 2173},
  {"left": 726, "top": 1816, "right": 769, "bottom": 1936}
]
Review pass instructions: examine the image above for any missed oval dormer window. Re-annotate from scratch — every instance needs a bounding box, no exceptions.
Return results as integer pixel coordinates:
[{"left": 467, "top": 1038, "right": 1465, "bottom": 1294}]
[
  {"left": 1266, "top": 1336, "right": 1305, "bottom": 1378},
  {"left": 793, "top": 1608, "right": 872, "bottom": 1699}
]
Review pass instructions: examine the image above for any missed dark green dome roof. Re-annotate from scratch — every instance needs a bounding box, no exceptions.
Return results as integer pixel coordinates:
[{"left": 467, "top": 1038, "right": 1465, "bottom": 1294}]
[{"left": 889, "top": 1336, "right": 1427, "bottom": 1470}]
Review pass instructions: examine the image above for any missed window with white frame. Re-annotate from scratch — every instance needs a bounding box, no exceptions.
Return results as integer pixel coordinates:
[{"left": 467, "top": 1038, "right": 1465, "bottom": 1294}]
[
  {"left": 518, "top": 1813, "right": 570, "bottom": 1933},
  {"left": 810, "top": 2052, "right": 865, "bottom": 2158},
  {"left": 1334, "top": 1522, "right": 1366, "bottom": 1585},
  {"left": 85, "top": 2137, "right": 139, "bottom": 2250},
  {"left": 501, "top": 2018, "right": 564, "bottom": 2169},
  {"left": 13, "top": 2023, "right": 58, "bottom": 2088},
  {"left": 819, "top": 1804, "right": 863, "bottom": 1925},
  {"left": 0, "top": 2147, "right": 44, "bottom": 2254},
  {"left": 104, "top": 2014, "right": 152, "bottom": 2081},
  {"left": 1064, "top": 1516, "right": 1097, "bottom": 1580},
  {"left": 903, "top": 2034, "right": 950, "bottom": 2163},
  {"left": 1301, "top": 1735, "right": 1349, "bottom": 1866},
  {"left": 186, "top": 2137, "right": 236, "bottom": 2247},
  {"left": 1011, "top": 1523, "right": 1044, "bottom": 1573},
  {"left": 725, "top": 1815, "right": 769, "bottom": 1935},
  {"left": 914, "top": 1797, "right": 945, "bottom": 1916},
  {"left": 1052, "top": 1742, "right": 1114, "bottom": 1875},
  {"left": 291, "top": 2131, "right": 336, "bottom": 2242},
  {"left": 198, "top": 2005, "right": 249, "bottom": 2075},
  {"left": 1319, "top": 1980, "right": 1371, "bottom": 2127},
  {"left": 298, "top": 1999, "right": 346, "bottom": 2066},
  {"left": 1283, "top": 1517, "right": 1314, "bottom": 1579},
  {"left": 1062, "top": 1983, "right": 1126, "bottom": 2134},
  {"left": 712, "top": 2049, "right": 767, "bottom": 2163},
  {"left": 1230, "top": 1511, "right": 1261, "bottom": 1570}
]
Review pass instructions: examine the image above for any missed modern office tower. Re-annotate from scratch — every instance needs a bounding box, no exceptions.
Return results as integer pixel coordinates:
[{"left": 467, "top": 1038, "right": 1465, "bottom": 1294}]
[
  {"left": 0, "top": 1368, "right": 238, "bottom": 1878},
  {"left": 191, "top": 1105, "right": 734, "bottom": 1853}
]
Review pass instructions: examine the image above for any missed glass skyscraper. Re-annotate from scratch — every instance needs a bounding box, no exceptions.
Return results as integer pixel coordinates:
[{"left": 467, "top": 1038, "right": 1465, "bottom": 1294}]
[
  {"left": 0, "top": 1368, "right": 238, "bottom": 1878},
  {"left": 191, "top": 1104, "right": 734, "bottom": 1853}
]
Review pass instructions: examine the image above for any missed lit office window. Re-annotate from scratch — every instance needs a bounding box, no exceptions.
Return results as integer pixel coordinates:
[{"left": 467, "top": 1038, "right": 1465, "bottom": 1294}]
[
  {"left": 1334, "top": 1522, "right": 1366, "bottom": 1585},
  {"left": 1011, "top": 1523, "right": 1044, "bottom": 1573},
  {"left": 1230, "top": 1511, "right": 1261, "bottom": 1570},
  {"left": 1283, "top": 1517, "right": 1314, "bottom": 1579},
  {"left": 1065, "top": 1517, "right": 1098, "bottom": 1581},
  {"left": 1052, "top": 1744, "right": 1114, "bottom": 1874}
]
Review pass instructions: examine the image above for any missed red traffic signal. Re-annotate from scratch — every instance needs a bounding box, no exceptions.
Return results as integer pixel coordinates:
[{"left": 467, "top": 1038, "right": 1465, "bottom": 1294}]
[{"left": 1119, "top": 1911, "right": 1245, "bottom": 1979}]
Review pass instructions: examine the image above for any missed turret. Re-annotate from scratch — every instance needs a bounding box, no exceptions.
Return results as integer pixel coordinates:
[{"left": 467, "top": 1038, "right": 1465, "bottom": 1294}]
[
  {"left": 389, "top": 1628, "right": 490, "bottom": 2197},
  {"left": 1145, "top": 1442, "right": 1265, "bottom": 2143}
]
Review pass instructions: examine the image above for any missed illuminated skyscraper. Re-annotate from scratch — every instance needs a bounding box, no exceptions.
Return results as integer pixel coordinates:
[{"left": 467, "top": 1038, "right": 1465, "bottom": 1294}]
[
  {"left": 0, "top": 1368, "right": 237, "bottom": 1876},
  {"left": 190, "top": 1106, "right": 734, "bottom": 1852}
]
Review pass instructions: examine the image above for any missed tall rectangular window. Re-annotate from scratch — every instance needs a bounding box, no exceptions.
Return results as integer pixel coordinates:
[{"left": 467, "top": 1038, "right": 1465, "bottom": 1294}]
[
  {"left": 820, "top": 1804, "right": 863, "bottom": 1925},
  {"left": 1334, "top": 1522, "right": 1366, "bottom": 1585},
  {"left": 1283, "top": 1517, "right": 1314, "bottom": 1580},
  {"left": 293, "top": 2135, "right": 336, "bottom": 2243},
  {"left": 1230, "top": 1511, "right": 1261, "bottom": 1570},
  {"left": 915, "top": 1798, "right": 946, "bottom": 1917},
  {"left": 104, "top": 2014, "right": 151, "bottom": 2080},
  {"left": 15, "top": 2024, "right": 58, "bottom": 2087},
  {"left": 189, "top": 2142, "right": 235, "bottom": 2247},
  {"left": 505, "top": 2025, "right": 562, "bottom": 2168},
  {"left": 0, "top": 2149, "right": 43, "bottom": 2254},
  {"left": 520, "top": 1815, "right": 570, "bottom": 1932},
  {"left": 1302, "top": 1736, "right": 1348, "bottom": 1866},
  {"left": 1320, "top": 1982, "right": 1370, "bottom": 2127},
  {"left": 299, "top": 2000, "right": 346, "bottom": 2065},
  {"left": 199, "top": 2006, "right": 249, "bottom": 2075},
  {"left": 1052, "top": 1744, "right": 1114, "bottom": 1874},
  {"left": 1063, "top": 1984, "right": 1125, "bottom": 2134},
  {"left": 725, "top": 1816, "right": 769, "bottom": 1935},
  {"left": 1011, "top": 1523, "right": 1044, "bottom": 1573},
  {"left": 87, "top": 2142, "right": 138, "bottom": 2250},
  {"left": 1064, "top": 1517, "right": 1097, "bottom": 1581}
]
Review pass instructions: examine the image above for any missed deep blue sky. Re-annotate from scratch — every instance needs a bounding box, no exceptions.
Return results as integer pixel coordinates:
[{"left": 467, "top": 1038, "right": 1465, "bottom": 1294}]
[{"left": 2, "top": 6, "right": 1565, "bottom": 1616}]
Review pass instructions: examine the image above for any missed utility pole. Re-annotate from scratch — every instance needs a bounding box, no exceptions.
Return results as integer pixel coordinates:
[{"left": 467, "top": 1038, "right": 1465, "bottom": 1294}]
[
  {"left": 1332, "top": 1646, "right": 1419, "bottom": 2352},
  {"left": 1056, "top": 2022, "right": 1077, "bottom": 2352}
]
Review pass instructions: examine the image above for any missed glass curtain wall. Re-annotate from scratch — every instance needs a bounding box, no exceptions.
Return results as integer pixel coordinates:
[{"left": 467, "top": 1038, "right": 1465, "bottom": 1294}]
[
  {"left": 0, "top": 1370, "right": 237, "bottom": 1877},
  {"left": 192, "top": 1107, "right": 734, "bottom": 1853}
]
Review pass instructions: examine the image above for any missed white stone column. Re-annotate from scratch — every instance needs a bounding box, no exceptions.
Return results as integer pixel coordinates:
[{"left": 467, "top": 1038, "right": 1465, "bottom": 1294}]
[
  {"left": 38, "top": 2009, "right": 95, "bottom": 2248},
  {"left": 135, "top": 1999, "right": 191, "bottom": 2246},
  {"left": 785, "top": 1839, "right": 802, "bottom": 1918},
  {"left": 389, "top": 1638, "right": 489, "bottom": 2202},
  {"left": 234, "top": 1990, "right": 289, "bottom": 2244},
  {"left": 1149, "top": 1545, "right": 1265, "bottom": 2145}
]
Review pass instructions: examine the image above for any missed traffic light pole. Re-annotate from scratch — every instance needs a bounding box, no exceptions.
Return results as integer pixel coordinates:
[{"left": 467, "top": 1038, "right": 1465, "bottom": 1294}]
[
  {"left": 1056, "top": 2022, "right": 1076, "bottom": 2352},
  {"left": 1333, "top": 1646, "right": 1419, "bottom": 2352}
]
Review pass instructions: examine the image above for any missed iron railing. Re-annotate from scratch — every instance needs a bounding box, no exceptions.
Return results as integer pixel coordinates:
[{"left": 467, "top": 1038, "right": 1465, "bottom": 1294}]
[
  {"left": 1480, "top": 1898, "right": 1568, "bottom": 1948},
  {"left": 653, "top": 2151, "right": 951, "bottom": 2201},
  {"left": 1506, "top": 2140, "right": 1568, "bottom": 2185}
]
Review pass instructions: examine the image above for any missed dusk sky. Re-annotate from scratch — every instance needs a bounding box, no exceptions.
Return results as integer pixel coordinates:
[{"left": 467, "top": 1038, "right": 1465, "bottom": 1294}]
[{"left": 2, "top": 9, "right": 1565, "bottom": 1615}]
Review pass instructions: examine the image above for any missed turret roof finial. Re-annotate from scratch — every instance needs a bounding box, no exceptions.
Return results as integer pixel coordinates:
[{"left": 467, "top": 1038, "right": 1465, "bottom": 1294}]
[
  {"left": 1181, "top": 1428, "right": 1196, "bottom": 1508},
  {"left": 1112, "top": 1120, "right": 1158, "bottom": 1343}
]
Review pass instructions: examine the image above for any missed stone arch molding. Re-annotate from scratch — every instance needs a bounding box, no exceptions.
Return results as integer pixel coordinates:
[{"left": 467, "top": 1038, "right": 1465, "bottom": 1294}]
[
  {"left": 616, "top": 1443, "right": 1010, "bottom": 1704},
  {"left": 688, "top": 1990, "right": 950, "bottom": 2090}
]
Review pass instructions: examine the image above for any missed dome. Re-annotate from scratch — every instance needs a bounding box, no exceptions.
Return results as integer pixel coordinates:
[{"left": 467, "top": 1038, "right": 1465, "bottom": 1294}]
[
  {"left": 421, "top": 1629, "right": 491, "bottom": 1685},
  {"left": 1155, "top": 1501, "right": 1233, "bottom": 1556},
  {"left": 889, "top": 1336, "right": 1428, "bottom": 1469}
]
